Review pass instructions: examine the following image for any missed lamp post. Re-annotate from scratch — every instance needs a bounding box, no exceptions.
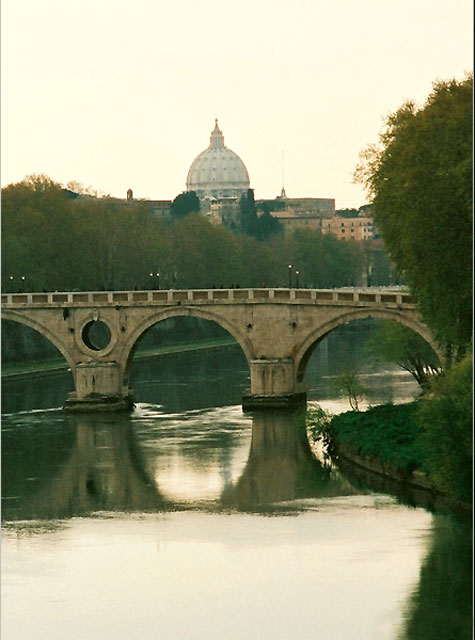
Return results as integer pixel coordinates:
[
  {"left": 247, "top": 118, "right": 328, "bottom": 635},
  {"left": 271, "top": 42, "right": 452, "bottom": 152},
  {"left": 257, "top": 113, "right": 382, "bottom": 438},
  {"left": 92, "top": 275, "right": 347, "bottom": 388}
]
[
  {"left": 149, "top": 272, "right": 160, "bottom": 290},
  {"left": 288, "top": 264, "right": 292, "bottom": 288},
  {"left": 295, "top": 270, "right": 300, "bottom": 289},
  {"left": 20, "top": 275, "right": 26, "bottom": 293},
  {"left": 9, "top": 275, "right": 14, "bottom": 292}
]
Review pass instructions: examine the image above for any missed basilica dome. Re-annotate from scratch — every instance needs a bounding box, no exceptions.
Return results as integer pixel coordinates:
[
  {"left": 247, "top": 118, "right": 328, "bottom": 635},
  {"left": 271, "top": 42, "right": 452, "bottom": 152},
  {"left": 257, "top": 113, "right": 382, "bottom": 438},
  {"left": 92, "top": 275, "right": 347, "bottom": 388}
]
[{"left": 186, "top": 120, "right": 250, "bottom": 199}]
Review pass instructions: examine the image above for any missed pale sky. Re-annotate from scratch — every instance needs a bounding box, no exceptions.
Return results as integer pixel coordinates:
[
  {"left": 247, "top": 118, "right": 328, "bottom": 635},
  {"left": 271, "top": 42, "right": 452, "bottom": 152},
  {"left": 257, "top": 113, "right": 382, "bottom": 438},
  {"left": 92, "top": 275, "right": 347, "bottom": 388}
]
[{"left": 1, "top": 0, "right": 472, "bottom": 208}]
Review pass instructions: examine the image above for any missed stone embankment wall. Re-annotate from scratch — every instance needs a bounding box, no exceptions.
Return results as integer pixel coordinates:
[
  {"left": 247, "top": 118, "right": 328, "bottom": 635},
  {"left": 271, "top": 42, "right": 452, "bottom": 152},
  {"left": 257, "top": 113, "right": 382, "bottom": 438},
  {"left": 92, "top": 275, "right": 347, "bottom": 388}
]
[{"left": 335, "top": 442, "right": 472, "bottom": 514}]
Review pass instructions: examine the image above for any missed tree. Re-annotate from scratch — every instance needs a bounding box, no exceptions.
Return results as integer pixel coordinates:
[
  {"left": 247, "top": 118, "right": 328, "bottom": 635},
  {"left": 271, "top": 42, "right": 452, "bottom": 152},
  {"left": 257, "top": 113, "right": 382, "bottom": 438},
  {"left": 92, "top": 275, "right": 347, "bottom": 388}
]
[
  {"left": 170, "top": 191, "right": 200, "bottom": 218},
  {"left": 239, "top": 189, "right": 258, "bottom": 236},
  {"left": 365, "top": 320, "right": 442, "bottom": 388},
  {"left": 284, "top": 229, "right": 364, "bottom": 288},
  {"left": 253, "top": 210, "right": 283, "bottom": 240},
  {"left": 355, "top": 75, "right": 473, "bottom": 358},
  {"left": 1, "top": 175, "right": 364, "bottom": 293},
  {"left": 417, "top": 351, "right": 472, "bottom": 502},
  {"left": 332, "top": 369, "right": 369, "bottom": 411}
]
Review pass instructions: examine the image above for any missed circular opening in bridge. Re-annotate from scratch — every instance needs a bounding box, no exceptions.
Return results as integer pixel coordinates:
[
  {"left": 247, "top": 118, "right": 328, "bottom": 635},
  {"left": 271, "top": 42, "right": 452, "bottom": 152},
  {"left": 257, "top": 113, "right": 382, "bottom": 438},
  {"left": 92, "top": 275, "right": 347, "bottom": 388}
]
[{"left": 81, "top": 320, "right": 112, "bottom": 351}]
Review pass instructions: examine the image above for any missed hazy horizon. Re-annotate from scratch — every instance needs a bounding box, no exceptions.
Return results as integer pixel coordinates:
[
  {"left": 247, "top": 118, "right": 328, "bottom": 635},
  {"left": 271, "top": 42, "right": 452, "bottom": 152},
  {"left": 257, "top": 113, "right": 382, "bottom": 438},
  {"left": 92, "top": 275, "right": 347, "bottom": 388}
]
[{"left": 1, "top": 0, "right": 472, "bottom": 208}]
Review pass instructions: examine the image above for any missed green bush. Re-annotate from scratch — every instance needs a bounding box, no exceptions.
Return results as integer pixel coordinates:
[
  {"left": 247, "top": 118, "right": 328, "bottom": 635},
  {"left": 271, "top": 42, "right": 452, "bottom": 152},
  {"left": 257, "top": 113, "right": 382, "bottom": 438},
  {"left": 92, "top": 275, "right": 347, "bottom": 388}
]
[
  {"left": 327, "top": 402, "right": 425, "bottom": 473},
  {"left": 417, "top": 352, "right": 473, "bottom": 503}
]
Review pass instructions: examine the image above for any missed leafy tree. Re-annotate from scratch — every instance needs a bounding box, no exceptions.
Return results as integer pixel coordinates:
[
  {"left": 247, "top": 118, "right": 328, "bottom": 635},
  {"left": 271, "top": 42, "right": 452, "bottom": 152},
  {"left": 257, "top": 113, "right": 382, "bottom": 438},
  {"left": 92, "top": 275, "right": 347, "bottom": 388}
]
[
  {"left": 417, "top": 351, "right": 472, "bottom": 502},
  {"left": 355, "top": 75, "right": 473, "bottom": 358},
  {"left": 239, "top": 193, "right": 282, "bottom": 240},
  {"left": 170, "top": 191, "right": 200, "bottom": 218},
  {"left": 239, "top": 189, "right": 258, "bottom": 236},
  {"left": 1, "top": 175, "right": 365, "bottom": 294},
  {"left": 284, "top": 229, "right": 363, "bottom": 288},
  {"left": 331, "top": 369, "right": 369, "bottom": 411},
  {"left": 256, "top": 200, "right": 285, "bottom": 213},
  {"left": 1, "top": 175, "right": 77, "bottom": 291},
  {"left": 253, "top": 210, "right": 283, "bottom": 240},
  {"left": 365, "top": 320, "right": 442, "bottom": 388}
]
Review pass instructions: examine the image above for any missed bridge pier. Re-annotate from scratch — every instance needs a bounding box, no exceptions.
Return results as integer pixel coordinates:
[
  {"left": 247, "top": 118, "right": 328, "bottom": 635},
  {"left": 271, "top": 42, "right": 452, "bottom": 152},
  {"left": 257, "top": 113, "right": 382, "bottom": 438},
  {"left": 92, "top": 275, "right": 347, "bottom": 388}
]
[
  {"left": 2, "top": 287, "right": 437, "bottom": 414},
  {"left": 242, "top": 358, "right": 306, "bottom": 410},
  {"left": 64, "top": 362, "right": 134, "bottom": 413}
]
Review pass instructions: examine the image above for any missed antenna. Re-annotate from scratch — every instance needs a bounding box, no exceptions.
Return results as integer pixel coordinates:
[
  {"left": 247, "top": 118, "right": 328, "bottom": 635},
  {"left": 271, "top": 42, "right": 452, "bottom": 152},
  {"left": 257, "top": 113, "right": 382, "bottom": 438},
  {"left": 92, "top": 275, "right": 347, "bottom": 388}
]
[
  {"left": 281, "top": 149, "right": 285, "bottom": 190},
  {"left": 281, "top": 149, "right": 287, "bottom": 198}
]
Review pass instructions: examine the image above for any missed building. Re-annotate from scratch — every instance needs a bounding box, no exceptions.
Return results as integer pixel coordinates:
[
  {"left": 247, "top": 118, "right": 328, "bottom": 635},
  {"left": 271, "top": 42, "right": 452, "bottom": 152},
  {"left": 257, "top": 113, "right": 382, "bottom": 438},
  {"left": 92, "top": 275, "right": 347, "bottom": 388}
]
[
  {"left": 266, "top": 209, "right": 324, "bottom": 233},
  {"left": 321, "top": 216, "right": 375, "bottom": 241},
  {"left": 186, "top": 120, "right": 251, "bottom": 200},
  {"left": 113, "top": 122, "right": 381, "bottom": 239},
  {"left": 256, "top": 190, "right": 335, "bottom": 234}
]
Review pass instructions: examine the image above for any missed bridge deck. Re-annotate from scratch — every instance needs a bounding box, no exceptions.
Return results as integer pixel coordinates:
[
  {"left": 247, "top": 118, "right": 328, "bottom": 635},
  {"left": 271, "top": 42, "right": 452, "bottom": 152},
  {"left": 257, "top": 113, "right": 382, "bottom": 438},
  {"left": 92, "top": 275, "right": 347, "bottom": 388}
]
[{"left": 1, "top": 287, "right": 416, "bottom": 309}]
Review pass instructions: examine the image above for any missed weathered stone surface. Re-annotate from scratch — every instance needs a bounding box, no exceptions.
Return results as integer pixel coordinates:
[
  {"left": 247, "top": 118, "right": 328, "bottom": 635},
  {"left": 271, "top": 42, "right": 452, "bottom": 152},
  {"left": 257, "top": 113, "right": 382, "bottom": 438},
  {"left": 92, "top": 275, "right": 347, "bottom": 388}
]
[
  {"left": 2, "top": 287, "right": 441, "bottom": 412},
  {"left": 64, "top": 391, "right": 135, "bottom": 413}
]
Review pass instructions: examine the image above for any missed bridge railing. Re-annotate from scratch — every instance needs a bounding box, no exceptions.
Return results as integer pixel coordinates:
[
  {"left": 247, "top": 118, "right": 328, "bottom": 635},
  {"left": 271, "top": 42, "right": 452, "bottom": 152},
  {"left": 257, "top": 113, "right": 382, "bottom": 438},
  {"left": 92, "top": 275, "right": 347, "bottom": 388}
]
[{"left": 1, "top": 288, "right": 416, "bottom": 308}]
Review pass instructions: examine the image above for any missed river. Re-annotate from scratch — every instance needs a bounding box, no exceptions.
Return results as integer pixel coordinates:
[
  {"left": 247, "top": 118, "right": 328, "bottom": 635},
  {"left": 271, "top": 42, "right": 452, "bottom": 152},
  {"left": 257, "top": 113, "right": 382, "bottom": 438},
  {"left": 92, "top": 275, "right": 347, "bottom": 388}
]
[{"left": 1, "top": 325, "right": 472, "bottom": 639}]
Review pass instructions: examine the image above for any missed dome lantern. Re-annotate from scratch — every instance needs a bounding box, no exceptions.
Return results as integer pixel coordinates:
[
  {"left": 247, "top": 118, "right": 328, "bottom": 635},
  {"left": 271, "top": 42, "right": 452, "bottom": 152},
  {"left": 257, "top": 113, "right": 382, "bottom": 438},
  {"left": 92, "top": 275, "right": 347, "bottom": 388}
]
[{"left": 210, "top": 119, "right": 225, "bottom": 149}]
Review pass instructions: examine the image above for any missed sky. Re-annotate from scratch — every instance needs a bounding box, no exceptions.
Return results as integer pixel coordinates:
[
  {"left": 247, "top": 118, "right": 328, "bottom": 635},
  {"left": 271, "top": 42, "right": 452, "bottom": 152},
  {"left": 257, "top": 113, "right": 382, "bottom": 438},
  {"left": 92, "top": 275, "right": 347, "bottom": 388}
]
[{"left": 1, "top": 0, "right": 472, "bottom": 208}]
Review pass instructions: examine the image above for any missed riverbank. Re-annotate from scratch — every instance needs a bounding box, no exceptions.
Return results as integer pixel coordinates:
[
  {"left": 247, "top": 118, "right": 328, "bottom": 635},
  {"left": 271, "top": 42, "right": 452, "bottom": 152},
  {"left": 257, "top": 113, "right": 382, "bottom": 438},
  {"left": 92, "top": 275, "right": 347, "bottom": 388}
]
[
  {"left": 1, "top": 337, "right": 237, "bottom": 380},
  {"left": 307, "top": 402, "right": 472, "bottom": 514},
  {"left": 335, "top": 441, "right": 472, "bottom": 515}
]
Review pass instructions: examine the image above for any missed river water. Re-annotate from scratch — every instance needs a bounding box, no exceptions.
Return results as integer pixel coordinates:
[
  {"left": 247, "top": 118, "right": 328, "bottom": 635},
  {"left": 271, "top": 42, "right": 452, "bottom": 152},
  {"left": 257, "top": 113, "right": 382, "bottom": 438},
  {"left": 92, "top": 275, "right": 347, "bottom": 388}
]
[{"left": 1, "top": 326, "right": 472, "bottom": 639}]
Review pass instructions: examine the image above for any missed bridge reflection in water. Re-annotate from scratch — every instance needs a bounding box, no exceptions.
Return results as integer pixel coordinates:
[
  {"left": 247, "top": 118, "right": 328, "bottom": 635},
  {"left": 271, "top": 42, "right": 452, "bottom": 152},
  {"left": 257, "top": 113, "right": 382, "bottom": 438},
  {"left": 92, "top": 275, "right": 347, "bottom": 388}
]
[
  {"left": 3, "top": 407, "right": 472, "bottom": 640},
  {"left": 2, "top": 415, "right": 166, "bottom": 521},
  {"left": 222, "top": 408, "right": 355, "bottom": 509},
  {"left": 1, "top": 408, "right": 359, "bottom": 521}
]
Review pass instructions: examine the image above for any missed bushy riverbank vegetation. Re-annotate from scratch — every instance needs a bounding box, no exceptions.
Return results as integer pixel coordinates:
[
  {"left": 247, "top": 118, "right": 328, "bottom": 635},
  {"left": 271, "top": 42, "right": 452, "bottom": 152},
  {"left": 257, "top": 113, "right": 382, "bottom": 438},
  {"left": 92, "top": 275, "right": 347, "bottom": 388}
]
[
  {"left": 308, "top": 352, "right": 473, "bottom": 505},
  {"left": 336, "top": 74, "right": 473, "bottom": 508},
  {"left": 417, "top": 352, "right": 472, "bottom": 503},
  {"left": 310, "top": 402, "right": 425, "bottom": 474}
]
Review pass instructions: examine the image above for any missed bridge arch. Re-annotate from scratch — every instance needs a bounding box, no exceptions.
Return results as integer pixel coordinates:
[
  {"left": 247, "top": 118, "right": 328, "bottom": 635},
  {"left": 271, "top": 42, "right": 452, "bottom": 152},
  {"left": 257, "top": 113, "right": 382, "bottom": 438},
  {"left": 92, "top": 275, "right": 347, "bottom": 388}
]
[
  {"left": 295, "top": 308, "right": 442, "bottom": 384},
  {"left": 1, "top": 309, "right": 76, "bottom": 377},
  {"left": 120, "top": 307, "right": 253, "bottom": 382}
]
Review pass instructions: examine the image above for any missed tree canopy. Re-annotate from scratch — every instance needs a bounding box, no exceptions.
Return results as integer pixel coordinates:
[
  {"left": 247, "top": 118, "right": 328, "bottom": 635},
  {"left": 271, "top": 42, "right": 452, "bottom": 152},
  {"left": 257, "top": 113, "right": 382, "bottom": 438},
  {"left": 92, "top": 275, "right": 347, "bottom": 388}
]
[
  {"left": 365, "top": 320, "right": 441, "bottom": 387},
  {"left": 170, "top": 191, "right": 200, "bottom": 218},
  {"left": 355, "top": 75, "right": 473, "bottom": 357},
  {"left": 2, "top": 175, "right": 366, "bottom": 293},
  {"left": 239, "top": 190, "right": 283, "bottom": 240}
]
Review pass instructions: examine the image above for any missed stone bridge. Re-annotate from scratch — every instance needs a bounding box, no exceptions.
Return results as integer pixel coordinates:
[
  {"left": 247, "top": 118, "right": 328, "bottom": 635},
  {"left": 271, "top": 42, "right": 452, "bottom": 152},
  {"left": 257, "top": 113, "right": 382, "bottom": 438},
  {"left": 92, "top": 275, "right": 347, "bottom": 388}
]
[{"left": 1, "top": 287, "right": 441, "bottom": 411}]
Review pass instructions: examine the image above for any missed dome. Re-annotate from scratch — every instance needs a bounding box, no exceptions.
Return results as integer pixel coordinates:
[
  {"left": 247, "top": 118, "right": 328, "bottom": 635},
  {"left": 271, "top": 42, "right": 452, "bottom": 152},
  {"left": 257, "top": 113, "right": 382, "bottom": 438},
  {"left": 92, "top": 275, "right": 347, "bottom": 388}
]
[{"left": 186, "top": 120, "right": 250, "bottom": 199}]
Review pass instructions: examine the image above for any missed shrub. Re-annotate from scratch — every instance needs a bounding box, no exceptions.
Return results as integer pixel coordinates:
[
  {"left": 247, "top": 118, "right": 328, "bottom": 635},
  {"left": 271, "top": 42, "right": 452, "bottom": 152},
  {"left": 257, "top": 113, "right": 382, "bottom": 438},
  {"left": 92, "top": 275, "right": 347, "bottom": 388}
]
[{"left": 418, "top": 352, "right": 473, "bottom": 502}]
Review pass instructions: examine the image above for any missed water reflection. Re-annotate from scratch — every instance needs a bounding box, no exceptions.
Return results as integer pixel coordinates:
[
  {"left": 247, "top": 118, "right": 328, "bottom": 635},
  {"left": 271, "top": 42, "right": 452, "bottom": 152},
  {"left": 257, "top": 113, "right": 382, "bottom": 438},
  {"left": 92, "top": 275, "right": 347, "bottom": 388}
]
[
  {"left": 1, "top": 414, "right": 165, "bottom": 521},
  {"left": 222, "top": 407, "right": 356, "bottom": 510},
  {"left": 400, "top": 514, "right": 473, "bottom": 640},
  {"left": 2, "top": 328, "right": 472, "bottom": 639},
  {"left": 3, "top": 406, "right": 362, "bottom": 520}
]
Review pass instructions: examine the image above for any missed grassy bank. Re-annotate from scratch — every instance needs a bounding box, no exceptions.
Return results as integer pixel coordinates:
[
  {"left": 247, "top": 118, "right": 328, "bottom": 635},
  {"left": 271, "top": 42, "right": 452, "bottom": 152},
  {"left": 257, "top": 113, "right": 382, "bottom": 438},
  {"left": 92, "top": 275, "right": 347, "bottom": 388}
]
[
  {"left": 308, "top": 385, "right": 472, "bottom": 510},
  {"left": 327, "top": 402, "right": 425, "bottom": 474},
  {"left": 1, "top": 337, "right": 237, "bottom": 379}
]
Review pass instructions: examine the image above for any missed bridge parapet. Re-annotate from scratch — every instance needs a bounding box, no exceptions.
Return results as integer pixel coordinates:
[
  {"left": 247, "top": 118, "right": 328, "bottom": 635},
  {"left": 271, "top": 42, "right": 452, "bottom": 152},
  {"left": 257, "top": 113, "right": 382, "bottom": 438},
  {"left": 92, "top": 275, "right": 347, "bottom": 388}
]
[
  {"left": 1, "top": 288, "right": 416, "bottom": 309},
  {"left": 3, "top": 286, "right": 433, "bottom": 413}
]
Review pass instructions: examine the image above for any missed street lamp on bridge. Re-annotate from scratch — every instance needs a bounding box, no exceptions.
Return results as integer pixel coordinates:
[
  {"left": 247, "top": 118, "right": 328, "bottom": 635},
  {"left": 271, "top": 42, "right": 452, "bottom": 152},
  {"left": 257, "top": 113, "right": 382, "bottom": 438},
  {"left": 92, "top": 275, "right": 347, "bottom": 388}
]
[
  {"left": 7, "top": 274, "right": 26, "bottom": 293},
  {"left": 149, "top": 271, "right": 160, "bottom": 290},
  {"left": 288, "top": 264, "right": 292, "bottom": 288}
]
